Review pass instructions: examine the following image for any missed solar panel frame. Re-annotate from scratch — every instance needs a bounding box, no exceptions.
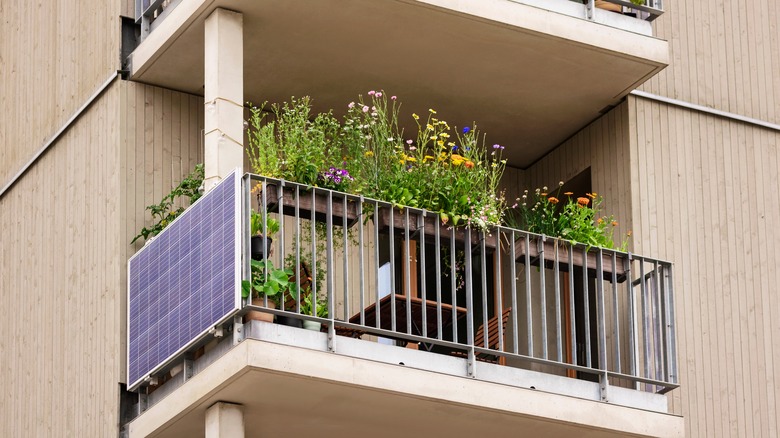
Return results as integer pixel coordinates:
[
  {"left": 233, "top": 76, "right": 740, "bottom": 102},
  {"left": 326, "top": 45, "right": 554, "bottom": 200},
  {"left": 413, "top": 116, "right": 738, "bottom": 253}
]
[{"left": 127, "top": 170, "right": 242, "bottom": 391}]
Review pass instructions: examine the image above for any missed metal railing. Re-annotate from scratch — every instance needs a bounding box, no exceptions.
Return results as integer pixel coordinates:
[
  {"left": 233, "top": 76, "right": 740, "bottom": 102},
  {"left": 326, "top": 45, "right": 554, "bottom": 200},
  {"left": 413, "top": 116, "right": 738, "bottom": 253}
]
[
  {"left": 243, "top": 174, "right": 678, "bottom": 395},
  {"left": 586, "top": 0, "right": 664, "bottom": 22}
]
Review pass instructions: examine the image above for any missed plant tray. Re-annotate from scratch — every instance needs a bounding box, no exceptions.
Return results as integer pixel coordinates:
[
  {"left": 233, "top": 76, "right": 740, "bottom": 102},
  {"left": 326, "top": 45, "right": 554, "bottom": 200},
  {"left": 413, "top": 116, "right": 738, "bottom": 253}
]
[
  {"left": 375, "top": 207, "right": 497, "bottom": 250},
  {"left": 514, "top": 237, "right": 627, "bottom": 283},
  {"left": 258, "top": 184, "right": 360, "bottom": 228}
]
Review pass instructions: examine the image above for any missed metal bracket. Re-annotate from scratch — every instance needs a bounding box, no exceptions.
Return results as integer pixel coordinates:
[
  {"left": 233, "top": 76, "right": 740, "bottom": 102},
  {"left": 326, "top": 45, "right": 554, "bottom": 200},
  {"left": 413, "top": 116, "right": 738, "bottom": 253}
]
[
  {"left": 184, "top": 358, "right": 194, "bottom": 381},
  {"left": 327, "top": 322, "right": 336, "bottom": 352},
  {"left": 599, "top": 372, "right": 610, "bottom": 402},
  {"left": 586, "top": 0, "right": 595, "bottom": 20},
  {"left": 232, "top": 315, "right": 244, "bottom": 345},
  {"left": 467, "top": 347, "right": 476, "bottom": 378},
  {"left": 138, "top": 392, "right": 149, "bottom": 414}
]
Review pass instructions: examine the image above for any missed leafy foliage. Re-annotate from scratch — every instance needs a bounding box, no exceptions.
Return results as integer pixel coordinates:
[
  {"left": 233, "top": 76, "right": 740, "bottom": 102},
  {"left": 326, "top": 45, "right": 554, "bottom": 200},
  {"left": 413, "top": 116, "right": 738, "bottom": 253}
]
[{"left": 131, "top": 164, "right": 204, "bottom": 244}]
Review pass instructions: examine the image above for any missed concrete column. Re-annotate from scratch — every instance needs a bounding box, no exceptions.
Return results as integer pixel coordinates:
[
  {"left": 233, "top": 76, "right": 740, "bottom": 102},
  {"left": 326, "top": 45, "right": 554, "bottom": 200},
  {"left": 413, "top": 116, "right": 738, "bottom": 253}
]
[
  {"left": 204, "top": 8, "right": 244, "bottom": 191},
  {"left": 205, "top": 402, "right": 245, "bottom": 438}
]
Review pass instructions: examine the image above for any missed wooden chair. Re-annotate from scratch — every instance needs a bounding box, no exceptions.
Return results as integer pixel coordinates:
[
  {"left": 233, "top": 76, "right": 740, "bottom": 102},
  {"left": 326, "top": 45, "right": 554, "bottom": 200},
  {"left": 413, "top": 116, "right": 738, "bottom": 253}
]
[{"left": 452, "top": 307, "right": 512, "bottom": 363}]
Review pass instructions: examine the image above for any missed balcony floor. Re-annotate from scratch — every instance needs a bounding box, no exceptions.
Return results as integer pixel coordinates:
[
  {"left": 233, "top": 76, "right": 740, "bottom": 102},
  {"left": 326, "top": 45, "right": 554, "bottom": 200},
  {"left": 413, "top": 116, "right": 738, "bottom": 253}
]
[
  {"left": 128, "top": 322, "right": 683, "bottom": 438},
  {"left": 130, "top": 0, "right": 668, "bottom": 168}
]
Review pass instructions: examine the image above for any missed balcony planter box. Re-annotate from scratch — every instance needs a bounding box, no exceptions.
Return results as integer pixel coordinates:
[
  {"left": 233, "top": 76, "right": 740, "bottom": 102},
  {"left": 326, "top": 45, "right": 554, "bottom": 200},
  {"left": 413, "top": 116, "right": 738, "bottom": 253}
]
[
  {"left": 250, "top": 235, "right": 273, "bottom": 260},
  {"left": 375, "top": 207, "right": 497, "bottom": 250},
  {"left": 514, "top": 237, "right": 627, "bottom": 282},
  {"left": 259, "top": 183, "right": 359, "bottom": 228},
  {"left": 244, "top": 300, "right": 275, "bottom": 323}
]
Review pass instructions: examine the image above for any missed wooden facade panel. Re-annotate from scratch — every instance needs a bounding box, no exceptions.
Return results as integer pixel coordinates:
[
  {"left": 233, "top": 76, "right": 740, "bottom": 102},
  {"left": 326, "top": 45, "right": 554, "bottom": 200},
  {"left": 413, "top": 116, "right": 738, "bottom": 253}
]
[
  {"left": 0, "top": 84, "right": 120, "bottom": 438},
  {"left": 629, "top": 95, "right": 780, "bottom": 437},
  {"left": 644, "top": 0, "right": 780, "bottom": 125},
  {"left": 0, "top": 0, "right": 119, "bottom": 186}
]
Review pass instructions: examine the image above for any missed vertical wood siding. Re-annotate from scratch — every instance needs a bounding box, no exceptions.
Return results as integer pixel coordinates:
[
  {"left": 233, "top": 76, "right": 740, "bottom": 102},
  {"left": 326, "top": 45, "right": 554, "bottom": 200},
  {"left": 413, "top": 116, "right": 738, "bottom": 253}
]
[
  {"left": 0, "top": 0, "right": 119, "bottom": 185},
  {"left": 629, "top": 94, "right": 780, "bottom": 437},
  {"left": 0, "top": 84, "right": 121, "bottom": 438},
  {"left": 642, "top": 0, "right": 780, "bottom": 126}
]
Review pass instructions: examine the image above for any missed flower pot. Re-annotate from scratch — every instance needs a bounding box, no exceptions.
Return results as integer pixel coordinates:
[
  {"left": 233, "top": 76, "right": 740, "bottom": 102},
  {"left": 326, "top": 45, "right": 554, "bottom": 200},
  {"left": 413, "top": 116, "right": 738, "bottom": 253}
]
[
  {"left": 250, "top": 235, "right": 273, "bottom": 261},
  {"left": 375, "top": 207, "right": 497, "bottom": 250},
  {"left": 244, "top": 299, "right": 276, "bottom": 323},
  {"left": 258, "top": 183, "right": 359, "bottom": 228},
  {"left": 514, "top": 237, "right": 627, "bottom": 282},
  {"left": 302, "top": 320, "right": 322, "bottom": 331}
]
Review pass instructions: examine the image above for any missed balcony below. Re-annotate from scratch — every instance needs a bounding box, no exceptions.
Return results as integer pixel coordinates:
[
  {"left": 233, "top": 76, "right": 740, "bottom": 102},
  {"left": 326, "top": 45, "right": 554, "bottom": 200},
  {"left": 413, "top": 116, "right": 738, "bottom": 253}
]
[{"left": 129, "top": 0, "right": 669, "bottom": 167}]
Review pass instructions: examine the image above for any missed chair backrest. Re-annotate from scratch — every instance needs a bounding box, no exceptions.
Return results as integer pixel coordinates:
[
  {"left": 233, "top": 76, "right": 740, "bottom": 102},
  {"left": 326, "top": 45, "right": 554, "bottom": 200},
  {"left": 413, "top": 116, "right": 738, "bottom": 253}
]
[{"left": 474, "top": 307, "right": 512, "bottom": 351}]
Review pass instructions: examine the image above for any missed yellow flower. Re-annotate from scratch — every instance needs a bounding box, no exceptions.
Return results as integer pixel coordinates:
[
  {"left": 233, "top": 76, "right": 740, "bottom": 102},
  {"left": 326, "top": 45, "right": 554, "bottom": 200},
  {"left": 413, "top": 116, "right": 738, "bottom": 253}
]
[
  {"left": 430, "top": 136, "right": 438, "bottom": 140},
  {"left": 440, "top": 132, "right": 450, "bottom": 139},
  {"left": 451, "top": 154, "right": 465, "bottom": 166},
  {"left": 364, "top": 151, "right": 374, "bottom": 157},
  {"left": 429, "top": 108, "right": 437, "bottom": 114},
  {"left": 426, "top": 124, "right": 434, "bottom": 131},
  {"left": 424, "top": 155, "right": 435, "bottom": 162},
  {"left": 587, "top": 192, "right": 597, "bottom": 199},
  {"left": 412, "top": 113, "right": 419, "bottom": 120}
]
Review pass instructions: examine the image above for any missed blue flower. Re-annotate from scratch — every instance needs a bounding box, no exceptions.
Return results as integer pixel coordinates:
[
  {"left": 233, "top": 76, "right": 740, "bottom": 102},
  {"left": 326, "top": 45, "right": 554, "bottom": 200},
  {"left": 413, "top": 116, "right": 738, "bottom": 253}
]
[
  {"left": 462, "top": 127, "right": 471, "bottom": 134},
  {"left": 452, "top": 145, "right": 458, "bottom": 152}
]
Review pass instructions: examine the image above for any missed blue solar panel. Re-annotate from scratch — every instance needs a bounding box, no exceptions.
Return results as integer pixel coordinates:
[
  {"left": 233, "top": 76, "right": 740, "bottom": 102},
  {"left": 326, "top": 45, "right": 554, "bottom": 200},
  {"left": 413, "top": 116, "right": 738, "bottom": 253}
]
[{"left": 127, "top": 171, "right": 240, "bottom": 390}]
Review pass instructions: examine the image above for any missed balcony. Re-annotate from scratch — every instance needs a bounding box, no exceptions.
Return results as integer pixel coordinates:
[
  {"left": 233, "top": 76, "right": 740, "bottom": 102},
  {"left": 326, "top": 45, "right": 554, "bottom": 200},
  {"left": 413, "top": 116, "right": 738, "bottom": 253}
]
[
  {"left": 125, "top": 173, "right": 682, "bottom": 437},
  {"left": 128, "top": 0, "right": 668, "bottom": 167}
]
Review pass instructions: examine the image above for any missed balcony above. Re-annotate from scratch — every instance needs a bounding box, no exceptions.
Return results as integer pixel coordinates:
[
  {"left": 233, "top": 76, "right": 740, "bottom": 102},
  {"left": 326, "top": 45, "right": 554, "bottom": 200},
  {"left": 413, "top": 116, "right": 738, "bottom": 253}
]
[{"left": 129, "top": 0, "right": 669, "bottom": 167}]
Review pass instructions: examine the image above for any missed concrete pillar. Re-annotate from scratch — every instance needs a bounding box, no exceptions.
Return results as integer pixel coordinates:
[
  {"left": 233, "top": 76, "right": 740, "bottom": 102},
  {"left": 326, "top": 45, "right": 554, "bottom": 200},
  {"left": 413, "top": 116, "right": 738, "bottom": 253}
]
[
  {"left": 205, "top": 402, "right": 245, "bottom": 438},
  {"left": 204, "top": 8, "right": 244, "bottom": 191}
]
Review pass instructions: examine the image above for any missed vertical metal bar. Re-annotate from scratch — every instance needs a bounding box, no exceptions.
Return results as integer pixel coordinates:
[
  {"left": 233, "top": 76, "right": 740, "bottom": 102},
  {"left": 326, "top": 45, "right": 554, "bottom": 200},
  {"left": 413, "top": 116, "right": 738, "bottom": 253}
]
[
  {"left": 342, "top": 195, "right": 349, "bottom": 321},
  {"left": 465, "top": 227, "right": 475, "bottom": 376},
  {"left": 358, "top": 197, "right": 365, "bottom": 326},
  {"left": 374, "top": 201, "right": 381, "bottom": 330},
  {"left": 625, "top": 253, "right": 637, "bottom": 383},
  {"left": 279, "top": 181, "right": 287, "bottom": 310},
  {"left": 510, "top": 230, "right": 519, "bottom": 354},
  {"left": 666, "top": 264, "right": 678, "bottom": 384},
  {"left": 404, "top": 208, "right": 412, "bottom": 335},
  {"left": 539, "top": 236, "right": 548, "bottom": 360},
  {"left": 611, "top": 252, "right": 621, "bottom": 374},
  {"left": 554, "top": 240, "right": 562, "bottom": 362},
  {"left": 261, "top": 180, "right": 268, "bottom": 308},
  {"left": 495, "top": 230, "right": 504, "bottom": 355},
  {"left": 568, "top": 242, "right": 576, "bottom": 366},
  {"left": 582, "top": 246, "right": 591, "bottom": 368},
  {"left": 640, "top": 257, "right": 650, "bottom": 380},
  {"left": 326, "top": 191, "right": 334, "bottom": 331},
  {"left": 652, "top": 260, "right": 664, "bottom": 383},
  {"left": 420, "top": 211, "right": 427, "bottom": 339},
  {"left": 596, "top": 248, "right": 608, "bottom": 374},
  {"left": 524, "top": 234, "right": 533, "bottom": 356},
  {"left": 310, "top": 188, "right": 317, "bottom": 309},
  {"left": 435, "top": 216, "right": 443, "bottom": 340},
  {"left": 242, "top": 176, "right": 251, "bottom": 304},
  {"left": 450, "top": 228, "right": 458, "bottom": 342},
  {"left": 389, "top": 206, "right": 396, "bottom": 332},
  {"left": 295, "top": 186, "right": 301, "bottom": 314},
  {"left": 481, "top": 236, "right": 488, "bottom": 349}
]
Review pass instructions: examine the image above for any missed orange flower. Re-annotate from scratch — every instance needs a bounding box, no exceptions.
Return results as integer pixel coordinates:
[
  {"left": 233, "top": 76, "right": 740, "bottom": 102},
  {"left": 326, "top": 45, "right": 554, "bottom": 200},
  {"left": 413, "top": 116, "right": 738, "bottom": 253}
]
[
  {"left": 563, "top": 192, "right": 573, "bottom": 196},
  {"left": 464, "top": 160, "right": 475, "bottom": 169},
  {"left": 548, "top": 196, "right": 559, "bottom": 204},
  {"left": 587, "top": 192, "right": 597, "bottom": 199},
  {"left": 597, "top": 218, "right": 604, "bottom": 224},
  {"left": 577, "top": 197, "right": 590, "bottom": 206},
  {"left": 611, "top": 220, "right": 618, "bottom": 227}
]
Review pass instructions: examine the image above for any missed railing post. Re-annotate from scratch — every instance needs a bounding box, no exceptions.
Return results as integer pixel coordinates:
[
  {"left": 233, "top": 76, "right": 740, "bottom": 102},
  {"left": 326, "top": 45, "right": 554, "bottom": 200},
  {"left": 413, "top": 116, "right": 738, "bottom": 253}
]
[
  {"left": 465, "top": 227, "right": 476, "bottom": 378},
  {"left": 586, "top": 0, "right": 595, "bottom": 20}
]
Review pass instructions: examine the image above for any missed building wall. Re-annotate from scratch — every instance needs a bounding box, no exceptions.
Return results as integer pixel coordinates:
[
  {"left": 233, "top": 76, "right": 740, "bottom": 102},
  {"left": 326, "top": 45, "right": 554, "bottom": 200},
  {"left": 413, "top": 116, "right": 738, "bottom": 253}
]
[
  {"left": 643, "top": 0, "right": 780, "bottom": 125},
  {"left": 0, "top": 83, "right": 121, "bottom": 437},
  {"left": 0, "top": 0, "right": 120, "bottom": 185},
  {"left": 628, "top": 94, "right": 780, "bottom": 438}
]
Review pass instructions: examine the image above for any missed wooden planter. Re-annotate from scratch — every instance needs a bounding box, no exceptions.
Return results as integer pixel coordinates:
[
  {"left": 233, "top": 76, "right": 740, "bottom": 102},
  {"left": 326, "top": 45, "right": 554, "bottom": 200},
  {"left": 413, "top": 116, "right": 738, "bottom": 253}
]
[
  {"left": 514, "top": 237, "right": 628, "bottom": 283},
  {"left": 375, "top": 207, "right": 497, "bottom": 250},
  {"left": 258, "top": 184, "right": 360, "bottom": 228}
]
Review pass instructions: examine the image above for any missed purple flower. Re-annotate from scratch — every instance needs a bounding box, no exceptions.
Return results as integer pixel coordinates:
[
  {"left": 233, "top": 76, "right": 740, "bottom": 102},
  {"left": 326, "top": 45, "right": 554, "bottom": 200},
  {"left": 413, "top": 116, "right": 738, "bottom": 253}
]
[
  {"left": 391, "top": 95, "right": 397, "bottom": 100},
  {"left": 462, "top": 127, "right": 471, "bottom": 134},
  {"left": 493, "top": 144, "right": 501, "bottom": 149},
  {"left": 368, "top": 90, "right": 376, "bottom": 96}
]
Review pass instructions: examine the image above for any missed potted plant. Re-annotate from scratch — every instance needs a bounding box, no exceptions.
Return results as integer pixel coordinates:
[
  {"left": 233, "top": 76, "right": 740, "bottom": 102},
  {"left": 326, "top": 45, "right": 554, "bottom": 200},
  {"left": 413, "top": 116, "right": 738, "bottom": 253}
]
[
  {"left": 250, "top": 212, "right": 279, "bottom": 261},
  {"left": 241, "top": 259, "right": 294, "bottom": 323},
  {"left": 299, "top": 292, "right": 328, "bottom": 331},
  {"left": 595, "top": 0, "right": 646, "bottom": 13}
]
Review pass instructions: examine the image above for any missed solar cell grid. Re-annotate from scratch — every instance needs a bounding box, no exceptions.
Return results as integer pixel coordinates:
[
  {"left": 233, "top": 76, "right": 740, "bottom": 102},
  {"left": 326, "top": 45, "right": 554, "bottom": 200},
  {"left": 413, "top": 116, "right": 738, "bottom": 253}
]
[{"left": 128, "top": 171, "right": 240, "bottom": 390}]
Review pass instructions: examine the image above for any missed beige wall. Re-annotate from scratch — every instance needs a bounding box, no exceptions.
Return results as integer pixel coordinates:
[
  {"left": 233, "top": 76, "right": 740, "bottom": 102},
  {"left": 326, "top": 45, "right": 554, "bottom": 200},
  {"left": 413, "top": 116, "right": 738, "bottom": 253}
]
[
  {"left": 0, "top": 83, "right": 121, "bottom": 437},
  {"left": 643, "top": 0, "right": 780, "bottom": 125},
  {"left": 0, "top": 0, "right": 120, "bottom": 185},
  {"left": 628, "top": 94, "right": 780, "bottom": 437}
]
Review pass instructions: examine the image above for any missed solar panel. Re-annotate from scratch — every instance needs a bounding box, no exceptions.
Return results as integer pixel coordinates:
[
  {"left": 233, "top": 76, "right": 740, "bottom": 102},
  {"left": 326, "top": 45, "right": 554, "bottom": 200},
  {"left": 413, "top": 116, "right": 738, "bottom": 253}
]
[{"left": 127, "top": 171, "right": 241, "bottom": 391}]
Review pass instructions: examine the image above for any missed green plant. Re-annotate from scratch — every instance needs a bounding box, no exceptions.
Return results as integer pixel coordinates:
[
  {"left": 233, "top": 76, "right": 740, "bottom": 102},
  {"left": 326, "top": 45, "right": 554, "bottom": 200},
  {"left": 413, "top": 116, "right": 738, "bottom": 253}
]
[
  {"left": 630, "top": 0, "right": 646, "bottom": 5},
  {"left": 246, "top": 97, "right": 342, "bottom": 186},
  {"left": 131, "top": 164, "right": 204, "bottom": 244},
  {"left": 509, "top": 182, "right": 630, "bottom": 250},
  {"left": 242, "top": 259, "right": 295, "bottom": 304},
  {"left": 300, "top": 292, "right": 328, "bottom": 318},
  {"left": 250, "top": 212, "right": 279, "bottom": 237}
]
